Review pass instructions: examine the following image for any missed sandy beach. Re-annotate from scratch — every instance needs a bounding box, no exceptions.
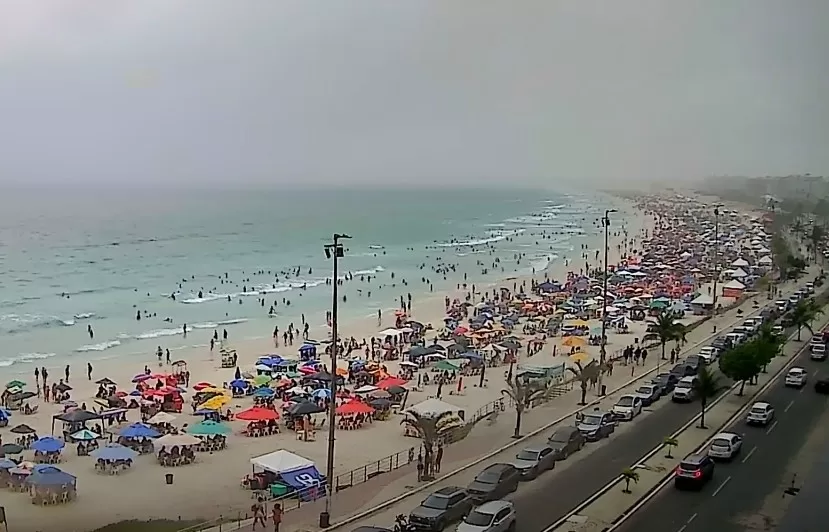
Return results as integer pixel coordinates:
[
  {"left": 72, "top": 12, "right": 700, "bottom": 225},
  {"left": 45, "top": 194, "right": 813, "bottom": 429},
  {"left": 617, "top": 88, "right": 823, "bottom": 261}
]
[{"left": 0, "top": 196, "right": 652, "bottom": 532}]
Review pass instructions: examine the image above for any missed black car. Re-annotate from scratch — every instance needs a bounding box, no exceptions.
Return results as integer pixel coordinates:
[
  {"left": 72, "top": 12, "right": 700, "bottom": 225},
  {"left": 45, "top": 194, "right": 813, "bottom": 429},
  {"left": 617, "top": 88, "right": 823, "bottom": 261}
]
[
  {"left": 652, "top": 373, "right": 679, "bottom": 393},
  {"left": 670, "top": 363, "right": 697, "bottom": 378},
  {"left": 674, "top": 454, "right": 715, "bottom": 490},
  {"left": 466, "top": 463, "right": 521, "bottom": 504},
  {"left": 547, "top": 426, "right": 585, "bottom": 460},
  {"left": 815, "top": 377, "right": 829, "bottom": 394},
  {"left": 409, "top": 486, "right": 474, "bottom": 531},
  {"left": 711, "top": 336, "right": 732, "bottom": 351},
  {"left": 575, "top": 410, "right": 616, "bottom": 441}
]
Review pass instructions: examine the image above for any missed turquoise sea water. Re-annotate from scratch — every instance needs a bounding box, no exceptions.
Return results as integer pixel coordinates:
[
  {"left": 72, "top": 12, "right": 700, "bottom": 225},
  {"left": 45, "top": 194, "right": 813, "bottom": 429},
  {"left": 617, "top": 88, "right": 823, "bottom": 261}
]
[{"left": 0, "top": 187, "right": 628, "bottom": 376}]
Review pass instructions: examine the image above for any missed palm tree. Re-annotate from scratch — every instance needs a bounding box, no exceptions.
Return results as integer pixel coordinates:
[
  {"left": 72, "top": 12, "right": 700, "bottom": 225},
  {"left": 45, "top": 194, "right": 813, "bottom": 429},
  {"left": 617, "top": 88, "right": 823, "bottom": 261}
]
[
  {"left": 790, "top": 299, "right": 823, "bottom": 341},
  {"left": 621, "top": 467, "right": 640, "bottom": 494},
  {"left": 400, "top": 411, "right": 462, "bottom": 480},
  {"left": 755, "top": 323, "right": 784, "bottom": 371},
  {"left": 810, "top": 225, "right": 825, "bottom": 263},
  {"left": 501, "top": 376, "right": 557, "bottom": 438},
  {"left": 643, "top": 311, "right": 687, "bottom": 361},
  {"left": 663, "top": 436, "right": 678, "bottom": 458},
  {"left": 566, "top": 361, "right": 600, "bottom": 406},
  {"left": 694, "top": 367, "right": 721, "bottom": 429}
]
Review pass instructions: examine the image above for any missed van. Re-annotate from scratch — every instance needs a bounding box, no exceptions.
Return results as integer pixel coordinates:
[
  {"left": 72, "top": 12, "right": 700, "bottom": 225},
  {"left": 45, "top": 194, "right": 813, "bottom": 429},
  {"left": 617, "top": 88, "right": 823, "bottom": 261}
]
[
  {"left": 672, "top": 376, "right": 698, "bottom": 403},
  {"left": 811, "top": 343, "right": 826, "bottom": 361},
  {"left": 726, "top": 332, "right": 745, "bottom": 346}
]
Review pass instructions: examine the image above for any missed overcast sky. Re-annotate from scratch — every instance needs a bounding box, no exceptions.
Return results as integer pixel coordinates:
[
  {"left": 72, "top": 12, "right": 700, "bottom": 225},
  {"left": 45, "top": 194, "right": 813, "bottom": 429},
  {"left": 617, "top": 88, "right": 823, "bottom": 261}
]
[{"left": 1, "top": 0, "right": 827, "bottom": 188}]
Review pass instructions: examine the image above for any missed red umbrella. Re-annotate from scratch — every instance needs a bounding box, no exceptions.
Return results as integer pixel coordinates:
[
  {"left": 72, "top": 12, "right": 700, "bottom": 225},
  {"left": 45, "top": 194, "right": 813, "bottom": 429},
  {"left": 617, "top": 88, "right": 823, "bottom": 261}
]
[
  {"left": 376, "top": 377, "right": 407, "bottom": 390},
  {"left": 193, "top": 382, "right": 215, "bottom": 391},
  {"left": 336, "top": 401, "right": 374, "bottom": 415},
  {"left": 453, "top": 326, "right": 469, "bottom": 335},
  {"left": 235, "top": 407, "right": 280, "bottom": 421}
]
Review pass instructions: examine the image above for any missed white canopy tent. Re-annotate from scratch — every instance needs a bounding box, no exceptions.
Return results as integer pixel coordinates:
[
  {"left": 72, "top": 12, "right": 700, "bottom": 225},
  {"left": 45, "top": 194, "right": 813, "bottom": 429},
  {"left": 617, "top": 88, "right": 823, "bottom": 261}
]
[
  {"left": 731, "top": 258, "right": 749, "bottom": 267},
  {"left": 251, "top": 450, "right": 315, "bottom": 474},
  {"left": 730, "top": 267, "right": 748, "bottom": 278},
  {"left": 691, "top": 294, "right": 714, "bottom": 306},
  {"left": 758, "top": 255, "right": 773, "bottom": 265},
  {"left": 723, "top": 279, "right": 746, "bottom": 290},
  {"left": 408, "top": 398, "right": 460, "bottom": 418},
  {"left": 378, "top": 328, "right": 404, "bottom": 337}
]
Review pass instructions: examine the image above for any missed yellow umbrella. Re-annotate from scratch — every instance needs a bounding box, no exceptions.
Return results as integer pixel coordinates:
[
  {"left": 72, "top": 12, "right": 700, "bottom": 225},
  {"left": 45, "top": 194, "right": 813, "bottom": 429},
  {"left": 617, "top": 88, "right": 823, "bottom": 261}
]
[
  {"left": 199, "top": 395, "right": 230, "bottom": 411},
  {"left": 569, "top": 352, "right": 591, "bottom": 364},
  {"left": 566, "top": 319, "right": 589, "bottom": 327},
  {"left": 562, "top": 336, "right": 587, "bottom": 347},
  {"left": 199, "top": 387, "right": 225, "bottom": 395}
]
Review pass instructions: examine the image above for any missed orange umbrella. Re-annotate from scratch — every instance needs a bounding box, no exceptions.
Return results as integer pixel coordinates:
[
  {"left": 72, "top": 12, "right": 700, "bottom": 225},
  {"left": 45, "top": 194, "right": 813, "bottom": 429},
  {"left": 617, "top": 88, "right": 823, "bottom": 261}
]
[
  {"left": 336, "top": 401, "right": 374, "bottom": 415},
  {"left": 235, "top": 407, "right": 280, "bottom": 421},
  {"left": 376, "top": 377, "right": 407, "bottom": 390}
]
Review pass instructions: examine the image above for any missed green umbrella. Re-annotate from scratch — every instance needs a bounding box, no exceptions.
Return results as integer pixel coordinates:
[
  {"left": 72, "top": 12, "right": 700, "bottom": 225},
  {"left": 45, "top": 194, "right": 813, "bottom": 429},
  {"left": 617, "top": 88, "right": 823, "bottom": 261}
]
[
  {"left": 5, "top": 380, "right": 25, "bottom": 390},
  {"left": 253, "top": 375, "right": 271, "bottom": 387},
  {"left": 187, "top": 420, "right": 231, "bottom": 436},
  {"left": 435, "top": 360, "right": 462, "bottom": 372}
]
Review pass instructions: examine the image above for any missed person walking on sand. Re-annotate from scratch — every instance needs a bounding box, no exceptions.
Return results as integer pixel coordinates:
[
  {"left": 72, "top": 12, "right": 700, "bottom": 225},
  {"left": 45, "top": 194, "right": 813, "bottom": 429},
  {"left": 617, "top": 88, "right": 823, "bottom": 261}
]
[
  {"left": 64, "top": 365, "right": 70, "bottom": 383},
  {"left": 251, "top": 498, "right": 266, "bottom": 530},
  {"left": 34, "top": 367, "right": 40, "bottom": 393},
  {"left": 271, "top": 503, "right": 282, "bottom": 532},
  {"left": 87, "top": 362, "right": 93, "bottom": 380}
]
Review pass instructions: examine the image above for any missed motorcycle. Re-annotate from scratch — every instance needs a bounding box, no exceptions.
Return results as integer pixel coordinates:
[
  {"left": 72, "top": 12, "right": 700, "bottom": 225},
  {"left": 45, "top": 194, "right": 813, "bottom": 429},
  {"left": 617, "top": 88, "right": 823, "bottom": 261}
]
[{"left": 393, "top": 514, "right": 416, "bottom": 532}]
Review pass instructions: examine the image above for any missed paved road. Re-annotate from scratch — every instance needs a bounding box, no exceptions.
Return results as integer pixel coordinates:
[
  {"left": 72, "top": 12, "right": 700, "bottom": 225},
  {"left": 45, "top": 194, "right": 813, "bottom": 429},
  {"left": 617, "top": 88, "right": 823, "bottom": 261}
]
[
  {"left": 509, "top": 283, "right": 824, "bottom": 532},
  {"left": 613, "top": 327, "right": 829, "bottom": 532}
]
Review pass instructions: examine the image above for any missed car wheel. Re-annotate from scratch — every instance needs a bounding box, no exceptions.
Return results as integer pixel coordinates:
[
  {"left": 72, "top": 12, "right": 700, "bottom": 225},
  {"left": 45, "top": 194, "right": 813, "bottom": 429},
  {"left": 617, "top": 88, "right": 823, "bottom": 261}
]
[
  {"left": 507, "top": 521, "right": 516, "bottom": 532},
  {"left": 435, "top": 520, "right": 445, "bottom": 531}
]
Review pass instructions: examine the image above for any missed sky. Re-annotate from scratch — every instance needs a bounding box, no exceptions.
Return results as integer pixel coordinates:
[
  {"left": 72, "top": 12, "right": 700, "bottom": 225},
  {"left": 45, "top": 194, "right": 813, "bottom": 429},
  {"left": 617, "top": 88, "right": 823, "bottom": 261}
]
[{"left": 0, "top": 0, "right": 828, "bottom": 188}]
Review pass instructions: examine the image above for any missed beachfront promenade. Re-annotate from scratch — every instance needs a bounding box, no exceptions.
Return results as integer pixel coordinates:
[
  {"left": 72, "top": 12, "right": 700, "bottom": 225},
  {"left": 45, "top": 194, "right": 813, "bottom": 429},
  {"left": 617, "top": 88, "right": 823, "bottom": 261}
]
[{"left": 212, "top": 285, "right": 776, "bottom": 532}]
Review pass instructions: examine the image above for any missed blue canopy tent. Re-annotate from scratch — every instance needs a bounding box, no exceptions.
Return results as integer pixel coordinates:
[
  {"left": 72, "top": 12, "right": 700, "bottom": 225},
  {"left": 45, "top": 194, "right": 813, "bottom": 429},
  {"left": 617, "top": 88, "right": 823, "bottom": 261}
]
[
  {"left": 229, "top": 379, "right": 249, "bottom": 389},
  {"left": 91, "top": 444, "right": 139, "bottom": 462},
  {"left": 25, "top": 466, "right": 76, "bottom": 488},
  {"left": 253, "top": 388, "right": 275, "bottom": 399},
  {"left": 250, "top": 450, "right": 325, "bottom": 500},
  {"left": 119, "top": 423, "right": 160, "bottom": 439},
  {"left": 31, "top": 437, "right": 65, "bottom": 454}
]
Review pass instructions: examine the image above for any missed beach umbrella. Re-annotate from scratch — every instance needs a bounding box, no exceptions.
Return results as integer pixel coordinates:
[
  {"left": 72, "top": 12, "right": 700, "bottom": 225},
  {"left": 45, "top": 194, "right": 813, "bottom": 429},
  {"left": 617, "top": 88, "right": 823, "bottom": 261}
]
[
  {"left": 192, "top": 382, "right": 215, "bottom": 391},
  {"left": 368, "top": 398, "right": 392, "bottom": 410},
  {"left": 54, "top": 409, "right": 99, "bottom": 424},
  {"left": 354, "top": 385, "right": 378, "bottom": 394},
  {"left": 311, "top": 388, "right": 331, "bottom": 399},
  {"left": 10, "top": 391, "right": 36, "bottom": 401},
  {"left": 368, "top": 389, "right": 391, "bottom": 399},
  {"left": 5, "top": 380, "right": 26, "bottom": 389},
  {"left": 562, "top": 336, "right": 587, "bottom": 348},
  {"left": 56, "top": 383, "right": 72, "bottom": 393},
  {"left": 31, "top": 437, "right": 65, "bottom": 453},
  {"left": 229, "top": 379, "right": 248, "bottom": 389},
  {"left": 235, "top": 407, "right": 280, "bottom": 421},
  {"left": 70, "top": 429, "right": 100, "bottom": 441},
  {"left": 25, "top": 467, "right": 76, "bottom": 487},
  {"left": 199, "top": 395, "right": 230, "bottom": 411},
  {"left": 1, "top": 443, "right": 25, "bottom": 455},
  {"left": 153, "top": 434, "right": 201, "bottom": 448},
  {"left": 10, "top": 424, "right": 36, "bottom": 435},
  {"left": 287, "top": 401, "right": 325, "bottom": 416},
  {"left": 336, "top": 401, "right": 374, "bottom": 416},
  {"left": 252, "top": 375, "right": 272, "bottom": 387},
  {"left": 95, "top": 378, "right": 116, "bottom": 386},
  {"left": 147, "top": 411, "right": 177, "bottom": 424},
  {"left": 306, "top": 371, "right": 335, "bottom": 382},
  {"left": 91, "top": 444, "right": 139, "bottom": 462},
  {"left": 385, "top": 385, "right": 407, "bottom": 396},
  {"left": 187, "top": 420, "right": 232, "bottom": 436},
  {"left": 0, "top": 459, "right": 17, "bottom": 470},
  {"left": 376, "top": 377, "right": 407, "bottom": 390},
  {"left": 252, "top": 387, "right": 275, "bottom": 398},
  {"left": 119, "top": 423, "right": 160, "bottom": 439},
  {"left": 132, "top": 374, "right": 151, "bottom": 383}
]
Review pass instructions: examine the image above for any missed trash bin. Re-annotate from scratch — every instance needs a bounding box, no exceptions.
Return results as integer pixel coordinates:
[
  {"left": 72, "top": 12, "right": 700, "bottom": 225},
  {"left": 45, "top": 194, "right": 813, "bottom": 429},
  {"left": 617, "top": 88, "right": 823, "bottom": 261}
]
[
  {"left": 165, "top": 473, "right": 173, "bottom": 485},
  {"left": 600, "top": 385, "right": 607, "bottom": 397}
]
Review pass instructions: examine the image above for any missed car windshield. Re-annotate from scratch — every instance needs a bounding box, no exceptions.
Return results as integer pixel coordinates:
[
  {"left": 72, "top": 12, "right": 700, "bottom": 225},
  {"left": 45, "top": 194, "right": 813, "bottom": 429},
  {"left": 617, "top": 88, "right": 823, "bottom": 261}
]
[
  {"left": 581, "top": 414, "right": 602, "bottom": 426},
  {"left": 516, "top": 450, "right": 540, "bottom": 461},
  {"left": 680, "top": 462, "right": 701, "bottom": 471},
  {"left": 549, "top": 430, "right": 572, "bottom": 443},
  {"left": 750, "top": 406, "right": 766, "bottom": 415},
  {"left": 711, "top": 438, "right": 731, "bottom": 448},
  {"left": 617, "top": 397, "right": 634, "bottom": 407},
  {"left": 464, "top": 510, "right": 495, "bottom": 527},
  {"left": 421, "top": 495, "right": 449, "bottom": 510},
  {"left": 636, "top": 387, "right": 652, "bottom": 394},
  {"left": 475, "top": 472, "right": 501, "bottom": 484},
  {"left": 676, "top": 381, "right": 692, "bottom": 389}
]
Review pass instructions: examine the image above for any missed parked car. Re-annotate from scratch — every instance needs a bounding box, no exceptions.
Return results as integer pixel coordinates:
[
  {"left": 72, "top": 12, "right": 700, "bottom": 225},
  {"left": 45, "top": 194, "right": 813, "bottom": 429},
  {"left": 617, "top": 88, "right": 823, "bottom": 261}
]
[
  {"left": 652, "top": 373, "right": 679, "bottom": 394},
  {"left": 456, "top": 500, "right": 516, "bottom": 532},
  {"left": 466, "top": 464, "right": 521, "bottom": 504},
  {"left": 696, "top": 347, "right": 719, "bottom": 364},
  {"left": 546, "top": 426, "right": 585, "bottom": 460},
  {"left": 672, "top": 376, "right": 698, "bottom": 403},
  {"left": 670, "top": 363, "right": 696, "bottom": 379},
  {"left": 633, "top": 384, "right": 660, "bottom": 406},
  {"left": 746, "top": 401, "right": 775, "bottom": 426},
  {"left": 815, "top": 376, "right": 829, "bottom": 394},
  {"left": 785, "top": 367, "right": 808, "bottom": 388},
  {"left": 512, "top": 446, "right": 556, "bottom": 479},
  {"left": 611, "top": 395, "right": 643, "bottom": 421},
  {"left": 674, "top": 454, "right": 716, "bottom": 490},
  {"left": 810, "top": 343, "right": 827, "bottom": 361},
  {"left": 707, "top": 432, "right": 742, "bottom": 461},
  {"left": 409, "top": 487, "right": 474, "bottom": 531},
  {"left": 575, "top": 411, "right": 616, "bottom": 441}
]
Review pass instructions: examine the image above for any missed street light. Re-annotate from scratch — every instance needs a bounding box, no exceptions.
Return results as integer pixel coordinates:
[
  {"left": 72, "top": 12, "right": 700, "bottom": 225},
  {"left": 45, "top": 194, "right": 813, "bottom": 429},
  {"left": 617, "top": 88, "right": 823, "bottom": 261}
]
[
  {"left": 320, "top": 233, "right": 351, "bottom": 529},
  {"left": 711, "top": 208, "right": 720, "bottom": 313},
  {"left": 600, "top": 209, "right": 617, "bottom": 365}
]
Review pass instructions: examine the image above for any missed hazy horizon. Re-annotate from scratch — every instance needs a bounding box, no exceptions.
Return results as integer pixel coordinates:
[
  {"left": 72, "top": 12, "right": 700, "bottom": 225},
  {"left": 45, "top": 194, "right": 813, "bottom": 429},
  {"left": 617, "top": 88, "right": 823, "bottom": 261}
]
[{"left": 1, "top": 1, "right": 828, "bottom": 188}]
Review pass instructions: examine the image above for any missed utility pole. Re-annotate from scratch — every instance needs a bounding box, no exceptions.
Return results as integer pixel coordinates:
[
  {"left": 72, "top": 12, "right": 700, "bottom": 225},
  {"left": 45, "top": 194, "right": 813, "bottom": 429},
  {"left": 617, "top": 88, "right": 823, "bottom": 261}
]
[
  {"left": 712, "top": 207, "right": 720, "bottom": 313},
  {"left": 320, "top": 233, "right": 350, "bottom": 528},
  {"left": 600, "top": 209, "right": 617, "bottom": 364}
]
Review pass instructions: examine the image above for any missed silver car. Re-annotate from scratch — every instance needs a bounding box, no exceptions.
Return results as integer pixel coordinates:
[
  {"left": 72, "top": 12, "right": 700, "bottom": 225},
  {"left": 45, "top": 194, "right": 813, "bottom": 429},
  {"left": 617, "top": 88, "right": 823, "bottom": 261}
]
[
  {"left": 456, "top": 500, "right": 516, "bottom": 532},
  {"left": 511, "top": 445, "right": 556, "bottom": 479}
]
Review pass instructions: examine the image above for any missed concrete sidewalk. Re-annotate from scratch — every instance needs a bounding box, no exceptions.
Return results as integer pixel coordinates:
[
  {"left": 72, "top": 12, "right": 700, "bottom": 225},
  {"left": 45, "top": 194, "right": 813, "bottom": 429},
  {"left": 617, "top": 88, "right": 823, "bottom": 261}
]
[
  {"left": 555, "top": 286, "right": 828, "bottom": 531},
  {"left": 208, "top": 271, "right": 815, "bottom": 532}
]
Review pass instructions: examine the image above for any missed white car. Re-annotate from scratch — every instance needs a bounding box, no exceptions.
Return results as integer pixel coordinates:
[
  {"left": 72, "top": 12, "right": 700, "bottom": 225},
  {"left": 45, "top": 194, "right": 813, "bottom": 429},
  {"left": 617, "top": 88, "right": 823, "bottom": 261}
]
[
  {"left": 611, "top": 395, "right": 643, "bottom": 421},
  {"left": 708, "top": 432, "right": 743, "bottom": 460},
  {"left": 697, "top": 347, "right": 719, "bottom": 364},
  {"left": 785, "top": 367, "right": 808, "bottom": 387},
  {"left": 746, "top": 401, "right": 775, "bottom": 426},
  {"left": 811, "top": 343, "right": 827, "bottom": 361}
]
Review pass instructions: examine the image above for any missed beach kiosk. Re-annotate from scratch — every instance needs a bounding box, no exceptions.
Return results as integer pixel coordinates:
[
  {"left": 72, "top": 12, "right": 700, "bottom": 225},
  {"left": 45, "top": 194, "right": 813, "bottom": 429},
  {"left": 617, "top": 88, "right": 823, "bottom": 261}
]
[
  {"left": 247, "top": 450, "right": 324, "bottom": 500},
  {"left": 722, "top": 279, "right": 746, "bottom": 298},
  {"left": 299, "top": 343, "right": 318, "bottom": 362}
]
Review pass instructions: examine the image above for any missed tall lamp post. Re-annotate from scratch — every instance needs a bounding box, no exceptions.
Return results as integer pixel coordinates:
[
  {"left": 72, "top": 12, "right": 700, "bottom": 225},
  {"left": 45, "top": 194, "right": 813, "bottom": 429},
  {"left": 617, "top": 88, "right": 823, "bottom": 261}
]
[
  {"left": 711, "top": 207, "right": 720, "bottom": 313},
  {"left": 320, "top": 233, "right": 350, "bottom": 529},
  {"left": 600, "top": 209, "right": 617, "bottom": 364}
]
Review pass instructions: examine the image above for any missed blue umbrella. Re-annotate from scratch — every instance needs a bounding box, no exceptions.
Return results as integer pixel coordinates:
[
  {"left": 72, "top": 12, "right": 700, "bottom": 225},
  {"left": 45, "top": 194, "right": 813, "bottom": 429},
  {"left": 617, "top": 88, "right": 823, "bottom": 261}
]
[
  {"left": 25, "top": 467, "right": 76, "bottom": 487},
  {"left": 31, "top": 437, "right": 65, "bottom": 453},
  {"left": 229, "top": 379, "right": 249, "bottom": 389},
  {"left": 253, "top": 387, "right": 275, "bottom": 398},
  {"left": 312, "top": 388, "right": 331, "bottom": 399},
  {"left": 0, "top": 459, "right": 16, "bottom": 469},
  {"left": 91, "top": 444, "right": 139, "bottom": 462},
  {"left": 0, "top": 408, "right": 11, "bottom": 419},
  {"left": 119, "top": 423, "right": 160, "bottom": 439}
]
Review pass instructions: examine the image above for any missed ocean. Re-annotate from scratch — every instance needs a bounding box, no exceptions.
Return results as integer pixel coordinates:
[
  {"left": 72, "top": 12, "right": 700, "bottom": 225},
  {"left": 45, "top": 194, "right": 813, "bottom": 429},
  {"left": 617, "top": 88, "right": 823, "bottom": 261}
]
[{"left": 0, "top": 186, "right": 630, "bottom": 376}]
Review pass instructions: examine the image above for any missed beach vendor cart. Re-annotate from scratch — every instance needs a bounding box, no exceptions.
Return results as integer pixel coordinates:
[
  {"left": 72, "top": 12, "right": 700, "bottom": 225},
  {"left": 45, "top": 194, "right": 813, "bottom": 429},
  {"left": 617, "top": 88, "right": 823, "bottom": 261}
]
[
  {"left": 245, "top": 450, "right": 326, "bottom": 500},
  {"left": 171, "top": 360, "right": 188, "bottom": 385},
  {"left": 298, "top": 343, "right": 318, "bottom": 362},
  {"left": 221, "top": 348, "right": 238, "bottom": 368}
]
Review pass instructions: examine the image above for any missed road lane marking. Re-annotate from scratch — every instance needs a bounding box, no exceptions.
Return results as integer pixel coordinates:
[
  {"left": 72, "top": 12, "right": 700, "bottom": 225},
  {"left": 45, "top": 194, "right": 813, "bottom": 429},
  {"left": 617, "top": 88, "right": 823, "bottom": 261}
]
[
  {"left": 814, "top": 369, "right": 820, "bottom": 377},
  {"left": 712, "top": 476, "right": 731, "bottom": 497},
  {"left": 742, "top": 445, "right": 757, "bottom": 463},
  {"left": 766, "top": 420, "right": 779, "bottom": 434},
  {"left": 785, "top": 399, "right": 795, "bottom": 412},
  {"left": 687, "top": 513, "right": 698, "bottom": 524}
]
